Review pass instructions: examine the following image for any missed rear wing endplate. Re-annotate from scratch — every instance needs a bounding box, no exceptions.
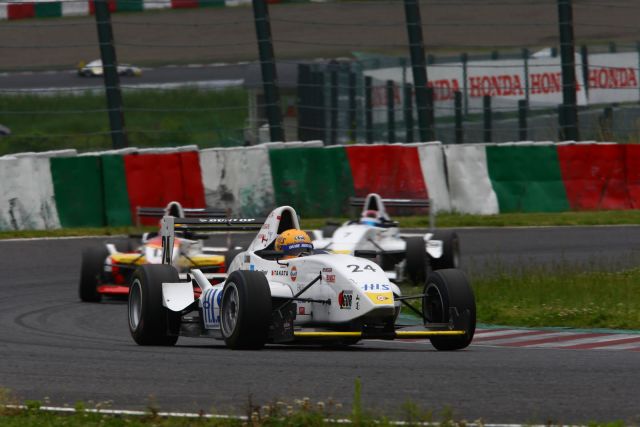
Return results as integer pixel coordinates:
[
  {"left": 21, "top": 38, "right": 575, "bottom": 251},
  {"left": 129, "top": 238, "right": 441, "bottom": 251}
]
[
  {"left": 160, "top": 216, "right": 264, "bottom": 264},
  {"left": 349, "top": 197, "right": 435, "bottom": 231}
]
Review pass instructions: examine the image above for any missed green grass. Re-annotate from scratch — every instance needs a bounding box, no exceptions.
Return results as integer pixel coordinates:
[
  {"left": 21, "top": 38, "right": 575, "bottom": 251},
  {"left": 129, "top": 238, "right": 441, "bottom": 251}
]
[
  {"left": 400, "top": 262, "right": 640, "bottom": 330},
  {"left": 0, "top": 87, "right": 248, "bottom": 155},
  {"left": 0, "top": 385, "right": 625, "bottom": 427}
]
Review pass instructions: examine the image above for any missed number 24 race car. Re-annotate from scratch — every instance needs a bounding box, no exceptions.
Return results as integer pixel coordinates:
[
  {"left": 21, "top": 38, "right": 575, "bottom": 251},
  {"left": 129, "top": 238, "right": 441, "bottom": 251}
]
[{"left": 127, "top": 205, "right": 476, "bottom": 351}]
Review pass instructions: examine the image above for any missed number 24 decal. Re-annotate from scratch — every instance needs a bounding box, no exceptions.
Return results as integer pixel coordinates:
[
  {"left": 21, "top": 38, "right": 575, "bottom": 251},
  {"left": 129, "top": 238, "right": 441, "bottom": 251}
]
[{"left": 347, "top": 264, "right": 376, "bottom": 273}]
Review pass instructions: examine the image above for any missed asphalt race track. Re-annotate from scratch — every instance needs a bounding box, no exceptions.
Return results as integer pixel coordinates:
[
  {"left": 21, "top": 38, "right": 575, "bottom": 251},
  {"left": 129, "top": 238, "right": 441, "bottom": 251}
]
[{"left": 1, "top": 226, "right": 640, "bottom": 424}]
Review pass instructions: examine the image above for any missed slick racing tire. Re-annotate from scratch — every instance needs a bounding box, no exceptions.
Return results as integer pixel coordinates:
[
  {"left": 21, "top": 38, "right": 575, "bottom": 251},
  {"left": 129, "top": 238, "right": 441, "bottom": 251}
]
[
  {"left": 423, "top": 269, "right": 476, "bottom": 351},
  {"left": 405, "top": 237, "right": 428, "bottom": 286},
  {"left": 429, "top": 230, "right": 460, "bottom": 270},
  {"left": 220, "top": 270, "right": 272, "bottom": 350},
  {"left": 128, "top": 265, "right": 181, "bottom": 346},
  {"left": 321, "top": 224, "right": 338, "bottom": 239},
  {"left": 79, "top": 246, "right": 109, "bottom": 302}
]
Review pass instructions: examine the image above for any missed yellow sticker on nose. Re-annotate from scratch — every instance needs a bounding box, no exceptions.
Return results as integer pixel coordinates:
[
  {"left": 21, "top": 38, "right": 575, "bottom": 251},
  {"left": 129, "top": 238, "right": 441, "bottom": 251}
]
[{"left": 365, "top": 292, "right": 393, "bottom": 305}]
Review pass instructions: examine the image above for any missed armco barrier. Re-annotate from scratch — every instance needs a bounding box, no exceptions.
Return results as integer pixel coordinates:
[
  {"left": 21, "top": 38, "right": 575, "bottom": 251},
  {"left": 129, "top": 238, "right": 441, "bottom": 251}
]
[
  {"left": 50, "top": 156, "right": 106, "bottom": 227},
  {"left": 346, "top": 144, "right": 429, "bottom": 200},
  {"left": 124, "top": 150, "right": 206, "bottom": 225},
  {"left": 486, "top": 144, "right": 570, "bottom": 212},
  {"left": 557, "top": 143, "right": 632, "bottom": 210},
  {"left": 0, "top": 156, "right": 61, "bottom": 230},
  {"left": 269, "top": 146, "right": 355, "bottom": 218},
  {"left": 443, "top": 144, "right": 499, "bottom": 215}
]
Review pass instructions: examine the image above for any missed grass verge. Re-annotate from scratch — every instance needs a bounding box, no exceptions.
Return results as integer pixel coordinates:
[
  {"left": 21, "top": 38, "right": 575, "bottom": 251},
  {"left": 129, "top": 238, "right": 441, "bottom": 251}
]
[
  {"left": 0, "top": 87, "right": 248, "bottom": 155},
  {"left": 400, "top": 262, "right": 640, "bottom": 330}
]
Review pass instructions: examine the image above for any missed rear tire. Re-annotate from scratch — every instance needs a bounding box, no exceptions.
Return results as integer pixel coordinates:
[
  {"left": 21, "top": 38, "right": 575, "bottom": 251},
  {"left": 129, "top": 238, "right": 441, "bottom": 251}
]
[
  {"left": 220, "top": 270, "right": 271, "bottom": 349},
  {"left": 79, "top": 246, "right": 108, "bottom": 302},
  {"left": 405, "top": 237, "right": 427, "bottom": 285},
  {"left": 423, "top": 269, "right": 476, "bottom": 351},
  {"left": 224, "top": 248, "right": 243, "bottom": 273},
  {"left": 128, "top": 264, "right": 181, "bottom": 346},
  {"left": 429, "top": 230, "right": 460, "bottom": 270}
]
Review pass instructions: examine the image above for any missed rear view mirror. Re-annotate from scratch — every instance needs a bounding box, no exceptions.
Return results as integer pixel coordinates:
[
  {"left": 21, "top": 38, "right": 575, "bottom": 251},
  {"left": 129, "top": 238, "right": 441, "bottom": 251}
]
[{"left": 354, "top": 250, "right": 378, "bottom": 259}]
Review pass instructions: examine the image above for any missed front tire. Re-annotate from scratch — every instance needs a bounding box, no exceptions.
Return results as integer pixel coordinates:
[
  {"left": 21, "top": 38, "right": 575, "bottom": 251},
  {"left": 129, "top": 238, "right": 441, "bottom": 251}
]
[
  {"left": 429, "top": 230, "right": 460, "bottom": 270},
  {"left": 220, "top": 270, "right": 272, "bottom": 349},
  {"left": 128, "top": 264, "right": 181, "bottom": 346},
  {"left": 423, "top": 269, "right": 476, "bottom": 351},
  {"left": 405, "top": 237, "right": 427, "bottom": 285},
  {"left": 79, "top": 246, "right": 108, "bottom": 302}
]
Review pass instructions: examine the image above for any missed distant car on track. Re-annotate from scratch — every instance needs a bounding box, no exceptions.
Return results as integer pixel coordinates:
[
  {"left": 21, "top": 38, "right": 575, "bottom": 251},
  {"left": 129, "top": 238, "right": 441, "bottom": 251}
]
[
  {"left": 78, "top": 202, "right": 229, "bottom": 303},
  {"left": 310, "top": 193, "right": 460, "bottom": 285},
  {"left": 126, "top": 205, "right": 476, "bottom": 350},
  {"left": 77, "top": 59, "right": 142, "bottom": 77}
]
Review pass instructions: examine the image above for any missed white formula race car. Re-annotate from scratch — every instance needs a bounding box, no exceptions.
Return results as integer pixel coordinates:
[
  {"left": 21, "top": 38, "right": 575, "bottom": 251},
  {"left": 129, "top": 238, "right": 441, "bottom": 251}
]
[
  {"left": 310, "top": 193, "right": 460, "bottom": 285},
  {"left": 127, "top": 205, "right": 475, "bottom": 350}
]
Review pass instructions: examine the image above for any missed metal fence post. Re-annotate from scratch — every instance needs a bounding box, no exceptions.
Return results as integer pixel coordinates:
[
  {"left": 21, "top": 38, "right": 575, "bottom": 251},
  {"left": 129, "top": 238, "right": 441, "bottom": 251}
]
[
  {"left": 454, "top": 90, "right": 463, "bottom": 144},
  {"left": 94, "top": 0, "right": 127, "bottom": 149},
  {"left": 252, "top": 0, "right": 284, "bottom": 142},
  {"left": 483, "top": 95, "right": 492, "bottom": 143},
  {"left": 557, "top": 0, "right": 579, "bottom": 141},
  {"left": 330, "top": 65, "right": 339, "bottom": 145},
  {"left": 386, "top": 80, "right": 396, "bottom": 143},
  {"left": 403, "top": 0, "right": 430, "bottom": 142},
  {"left": 365, "top": 76, "right": 373, "bottom": 144},
  {"left": 518, "top": 99, "right": 528, "bottom": 141},
  {"left": 404, "top": 83, "right": 414, "bottom": 143}
]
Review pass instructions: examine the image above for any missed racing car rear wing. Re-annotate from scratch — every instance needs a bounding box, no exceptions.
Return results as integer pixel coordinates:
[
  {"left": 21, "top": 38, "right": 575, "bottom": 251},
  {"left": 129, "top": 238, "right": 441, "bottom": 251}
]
[
  {"left": 160, "top": 216, "right": 264, "bottom": 265},
  {"left": 349, "top": 197, "right": 435, "bottom": 231},
  {"left": 136, "top": 206, "right": 227, "bottom": 226}
]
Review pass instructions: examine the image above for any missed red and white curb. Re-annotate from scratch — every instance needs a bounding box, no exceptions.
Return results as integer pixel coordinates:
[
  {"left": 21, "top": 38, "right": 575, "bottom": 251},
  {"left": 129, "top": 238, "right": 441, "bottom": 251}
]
[{"left": 472, "top": 328, "right": 640, "bottom": 351}]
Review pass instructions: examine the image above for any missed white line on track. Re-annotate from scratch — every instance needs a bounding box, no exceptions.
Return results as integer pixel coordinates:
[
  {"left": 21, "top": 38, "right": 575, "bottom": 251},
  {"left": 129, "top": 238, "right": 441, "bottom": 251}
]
[{"left": 2, "top": 405, "right": 562, "bottom": 427}]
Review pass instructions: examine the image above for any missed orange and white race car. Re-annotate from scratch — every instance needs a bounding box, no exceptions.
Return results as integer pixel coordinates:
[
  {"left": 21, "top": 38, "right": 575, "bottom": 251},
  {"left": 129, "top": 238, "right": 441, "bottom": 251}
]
[{"left": 78, "top": 202, "right": 231, "bottom": 303}]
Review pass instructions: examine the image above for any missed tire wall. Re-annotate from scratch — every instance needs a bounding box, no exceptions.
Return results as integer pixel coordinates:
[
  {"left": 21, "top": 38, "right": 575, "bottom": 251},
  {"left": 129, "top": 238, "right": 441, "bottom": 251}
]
[
  {"left": 414, "top": 142, "right": 451, "bottom": 212},
  {"left": 0, "top": 156, "right": 61, "bottom": 230},
  {"left": 200, "top": 145, "right": 276, "bottom": 217},
  {"left": 346, "top": 144, "right": 429, "bottom": 200},
  {"left": 485, "top": 144, "right": 570, "bottom": 212},
  {"left": 443, "top": 144, "right": 499, "bottom": 214},
  {"left": 557, "top": 143, "right": 632, "bottom": 210},
  {"left": 101, "top": 155, "right": 133, "bottom": 226},
  {"left": 6, "top": 141, "right": 640, "bottom": 231},
  {"left": 269, "top": 146, "right": 355, "bottom": 217},
  {"left": 50, "top": 156, "right": 106, "bottom": 227},
  {"left": 124, "top": 151, "right": 206, "bottom": 225}
]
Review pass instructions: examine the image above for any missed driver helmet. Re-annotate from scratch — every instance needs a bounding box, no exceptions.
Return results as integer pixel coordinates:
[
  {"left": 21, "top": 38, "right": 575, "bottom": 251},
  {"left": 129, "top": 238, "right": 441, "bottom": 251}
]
[
  {"left": 275, "top": 229, "right": 314, "bottom": 259},
  {"left": 360, "top": 210, "right": 379, "bottom": 226}
]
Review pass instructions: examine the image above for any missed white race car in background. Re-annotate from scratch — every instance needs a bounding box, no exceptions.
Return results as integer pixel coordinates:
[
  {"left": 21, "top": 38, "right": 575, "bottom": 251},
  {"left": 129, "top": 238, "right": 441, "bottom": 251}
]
[
  {"left": 310, "top": 193, "right": 460, "bottom": 285},
  {"left": 77, "top": 59, "right": 142, "bottom": 77},
  {"left": 127, "top": 205, "right": 475, "bottom": 351}
]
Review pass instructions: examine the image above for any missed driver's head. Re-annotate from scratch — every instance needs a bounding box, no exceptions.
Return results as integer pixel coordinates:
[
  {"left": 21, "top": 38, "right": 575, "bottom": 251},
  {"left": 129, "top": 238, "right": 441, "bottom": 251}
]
[
  {"left": 361, "top": 210, "right": 379, "bottom": 226},
  {"left": 275, "top": 229, "right": 313, "bottom": 259}
]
